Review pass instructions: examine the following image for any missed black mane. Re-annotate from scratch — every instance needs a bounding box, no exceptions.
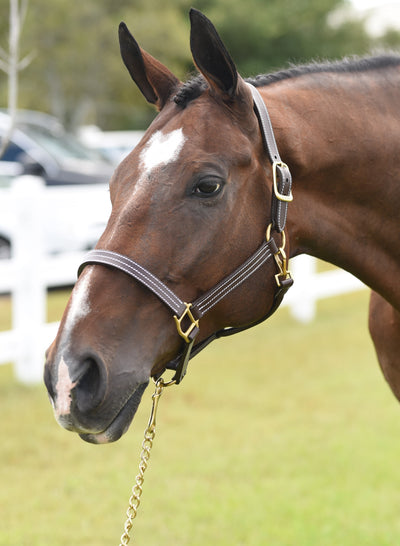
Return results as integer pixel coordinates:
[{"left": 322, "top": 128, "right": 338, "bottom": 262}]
[
  {"left": 173, "top": 54, "right": 400, "bottom": 108},
  {"left": 246, "top": 54, "right": 400, "bottom": 87},
  {"left": 174, "top": 74, "right": 208, "bottom": 106}
]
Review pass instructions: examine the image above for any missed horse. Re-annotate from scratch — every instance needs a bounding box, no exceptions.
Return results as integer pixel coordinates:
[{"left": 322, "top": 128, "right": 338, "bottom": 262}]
[{"left": 44, "top": 9, "right": 400, "bottom": 444}]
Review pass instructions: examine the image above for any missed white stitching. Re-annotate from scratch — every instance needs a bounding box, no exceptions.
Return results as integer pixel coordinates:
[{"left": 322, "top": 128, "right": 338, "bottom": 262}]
[
  {"left": 195, "top": 244, "right": 269, "bottom": 309},
  {"left": 195, "top": 243, "right": 270, "bottom": 306},
  {"left": 197, "top": 249, "right": 272, "bottom": 313},
  {"left": 92, "top": 251, "right": 182, "bottom": 310},
  {"left": 81, "top": 240, "right": 275, "bottom": 320},
  {"left": 83, "top": 250, "right": 184, "bottom": 314},
  {"left": 196, "top": 245, "right": 272, "bottom": 313}
]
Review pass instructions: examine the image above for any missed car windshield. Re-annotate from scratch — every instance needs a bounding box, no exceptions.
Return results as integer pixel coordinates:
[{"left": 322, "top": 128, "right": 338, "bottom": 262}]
[{"left": 21, "top": 124, "right": 104, "bottom": 162}]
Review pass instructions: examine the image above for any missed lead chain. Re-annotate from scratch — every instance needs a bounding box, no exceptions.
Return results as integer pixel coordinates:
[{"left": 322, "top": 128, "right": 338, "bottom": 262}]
[{"left": 119, "top": 377, "right": 175, "bottom": 545}]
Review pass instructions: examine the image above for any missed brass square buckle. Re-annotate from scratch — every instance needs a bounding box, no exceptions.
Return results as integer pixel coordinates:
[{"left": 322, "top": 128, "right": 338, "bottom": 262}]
[
  {"left": 174, "top": 303, "right": 199, "bottom": 343},
  {"left": 272, "top": 161, "right": 293, "bottom": 202}
]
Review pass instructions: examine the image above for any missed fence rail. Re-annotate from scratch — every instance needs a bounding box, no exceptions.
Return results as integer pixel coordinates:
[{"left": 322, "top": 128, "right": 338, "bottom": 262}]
[{"left": 0, "top": 176, "right": 366, "bottom": 384}]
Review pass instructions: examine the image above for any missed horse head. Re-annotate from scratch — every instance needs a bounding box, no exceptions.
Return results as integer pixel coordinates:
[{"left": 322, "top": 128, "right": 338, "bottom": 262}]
[{"left": 44, "top": 9, "right": 290, "bottom": 443}]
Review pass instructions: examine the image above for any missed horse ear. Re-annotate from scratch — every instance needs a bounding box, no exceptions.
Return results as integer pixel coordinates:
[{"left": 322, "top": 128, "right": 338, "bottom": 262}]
[
  {"left": 118, "top": 22, "right": 180, "bottom": 110},
  {"left": 189, "top": 9, "right": 238, "bottom": 99}
]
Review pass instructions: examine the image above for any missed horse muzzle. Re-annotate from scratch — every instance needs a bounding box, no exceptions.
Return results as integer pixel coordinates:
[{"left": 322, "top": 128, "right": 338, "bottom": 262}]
[{"left": 44, "top": 348, "right": 149, "bottom": 444}]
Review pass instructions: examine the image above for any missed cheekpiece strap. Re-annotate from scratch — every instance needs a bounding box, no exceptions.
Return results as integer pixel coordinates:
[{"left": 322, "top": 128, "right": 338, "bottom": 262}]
[{"left": 247, "top": 83, "right": 293, "bottom": 233}]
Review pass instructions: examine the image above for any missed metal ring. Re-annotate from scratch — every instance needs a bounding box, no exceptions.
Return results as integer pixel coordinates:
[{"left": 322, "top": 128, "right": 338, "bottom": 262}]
[
  {"left": 266, "top": 223, "right": 286, "bottom": 250},
  {"left": 152, "top": 376, "right": 176, "bottom": 388}
]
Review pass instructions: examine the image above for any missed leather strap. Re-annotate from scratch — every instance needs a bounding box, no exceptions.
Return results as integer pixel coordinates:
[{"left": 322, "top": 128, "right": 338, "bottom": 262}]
[
  {"left": 79, "top": 238, "right": 278, "bottom": 321},
  {"left": 79, "top": 236, "right": 289, "bottom": 383},
  {"left": 78, "top": 250, "right": 187, "bottom": 317},
  {"left": 164, "top": 273, "right": 293, "bottom": 377},
  {"left": 247, "top": 84, "right": 293, "bottom": 233},
  {"left": 192, "top": 238, "right": 277, "bottom": 317}
]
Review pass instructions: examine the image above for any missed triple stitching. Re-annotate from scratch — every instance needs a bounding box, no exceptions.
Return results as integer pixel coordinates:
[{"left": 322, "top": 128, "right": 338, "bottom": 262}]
[
  {"left": 83, "top": 250, "right": 184, "bottom": 315},
  {"left": 91, "top": 250, "right": 183, "bottom": 312},
  {"left": 196, "top": 243, "right": 273, "bottom": 314},
  {"left": 196, "top": 249, "right": 272, "bottom": 314}
]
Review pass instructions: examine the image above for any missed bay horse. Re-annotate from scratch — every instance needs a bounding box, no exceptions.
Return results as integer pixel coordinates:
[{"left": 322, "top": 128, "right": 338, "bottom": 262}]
[{"left": 44, "top": 9, "right": 400, "bottom": 444}]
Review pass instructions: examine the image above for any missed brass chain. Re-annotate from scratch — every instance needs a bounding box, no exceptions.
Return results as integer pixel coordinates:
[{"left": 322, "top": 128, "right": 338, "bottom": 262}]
[{"left": 119, "top": 377, "right": 175, "bottom": 545}]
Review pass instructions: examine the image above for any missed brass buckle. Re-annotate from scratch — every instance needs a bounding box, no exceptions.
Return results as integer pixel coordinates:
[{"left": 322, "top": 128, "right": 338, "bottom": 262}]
[
  {"left": 174, "top": 303, "right": 199, "bottom": 343},
  {"left": 266, "top": 224, "right": 292, "bottom": 287},
  {"left": 272, "top": 161, "right": 293, "bottom": 202}
]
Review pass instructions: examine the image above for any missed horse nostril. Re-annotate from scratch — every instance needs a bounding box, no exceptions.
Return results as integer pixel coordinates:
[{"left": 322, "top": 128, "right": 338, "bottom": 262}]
[
  {"left": 43, "top": 363, "right": 56, "bottom": 404},
  {"left": 74, "top": 356, "right": 107, "bottom": 414}
]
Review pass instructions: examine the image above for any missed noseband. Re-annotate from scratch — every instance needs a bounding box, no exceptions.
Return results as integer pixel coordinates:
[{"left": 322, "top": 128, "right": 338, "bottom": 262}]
[{"left": 78, "top": 84, "right": 293, "bottom": 384}]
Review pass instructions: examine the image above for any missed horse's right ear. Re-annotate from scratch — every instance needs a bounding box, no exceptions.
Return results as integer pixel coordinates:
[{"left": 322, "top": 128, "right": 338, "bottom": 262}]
[{"left": 118, "top": 22, "right": 180, "bottom": 110}]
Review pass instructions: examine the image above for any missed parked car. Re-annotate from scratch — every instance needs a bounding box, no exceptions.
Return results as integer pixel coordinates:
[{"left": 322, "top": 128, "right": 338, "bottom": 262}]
[
  {"left": 0, "top": 110, "right": 114, "bottom": 184},
  {"left": 0, "top": 111, "right": 114, "bottom": 258},
  {"left": 78, "top": 125, "right": 144, "bottom": 165}
]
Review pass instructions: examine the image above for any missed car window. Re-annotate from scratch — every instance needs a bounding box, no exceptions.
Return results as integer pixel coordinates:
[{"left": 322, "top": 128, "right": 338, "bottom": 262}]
[
  {"left": 22, "top": 125, "right": 105, "bottom": 162},
  {"left": 0, "top": 139, "right": 25, "bottom": 162}
]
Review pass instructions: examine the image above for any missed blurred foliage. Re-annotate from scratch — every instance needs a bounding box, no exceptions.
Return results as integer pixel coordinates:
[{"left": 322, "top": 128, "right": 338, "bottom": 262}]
[{"left": 0, "top": 0, "right": 399, "bottom": 130}]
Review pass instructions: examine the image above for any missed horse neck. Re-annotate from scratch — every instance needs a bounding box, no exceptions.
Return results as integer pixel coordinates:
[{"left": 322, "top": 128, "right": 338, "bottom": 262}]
[{"left": 261, "top": 68, "right": 400, "bottom": 306}]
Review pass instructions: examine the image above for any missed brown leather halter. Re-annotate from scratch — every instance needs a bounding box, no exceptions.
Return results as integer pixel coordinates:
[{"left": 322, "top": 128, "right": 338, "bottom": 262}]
[{"left": 78, "top": 84, "right": 293, "bottom": 384}]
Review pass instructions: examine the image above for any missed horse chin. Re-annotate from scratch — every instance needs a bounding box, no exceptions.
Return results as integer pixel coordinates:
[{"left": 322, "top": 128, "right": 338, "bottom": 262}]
[{"left": 79, "top": 381, "right": 149, "bottom": 444}]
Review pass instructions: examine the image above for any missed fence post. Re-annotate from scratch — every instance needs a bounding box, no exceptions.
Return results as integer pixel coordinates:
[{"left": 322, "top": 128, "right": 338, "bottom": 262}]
[
  {"left": 11, "top": 175, "right": 47, "bottom": 383},
  {"left": 288, "top": 255, "right": 317, "bottom": 323}
]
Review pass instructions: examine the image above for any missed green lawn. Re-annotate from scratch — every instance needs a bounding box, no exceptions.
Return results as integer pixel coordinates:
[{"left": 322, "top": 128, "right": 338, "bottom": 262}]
[{"left": 1, "top": 288, "right": 400, "bottom": 545}]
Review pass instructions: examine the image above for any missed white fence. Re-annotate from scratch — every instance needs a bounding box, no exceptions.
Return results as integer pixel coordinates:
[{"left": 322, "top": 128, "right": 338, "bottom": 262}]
[
  {"left": 0, "top": 176, "right": 366, "bottom": 384},
  {"left": 0, "top": 176, "right": 110, "bottom": 383}
]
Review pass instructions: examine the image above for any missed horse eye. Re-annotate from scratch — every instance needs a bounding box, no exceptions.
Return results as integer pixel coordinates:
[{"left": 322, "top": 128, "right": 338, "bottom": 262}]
[{"left": 193, "top": 178, "right": 223, "bottom": 197}]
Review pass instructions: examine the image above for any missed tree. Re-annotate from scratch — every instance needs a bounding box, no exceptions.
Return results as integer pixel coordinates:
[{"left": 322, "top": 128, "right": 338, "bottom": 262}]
[
  {"left": 193, "top": 0, "right": 372, "bottom": 76},
  {"left": 0, "top": 0, "right": 397, "bottom": 131},
  {"left": 0, "top": 0, "right": 33, "bottom": 157}
]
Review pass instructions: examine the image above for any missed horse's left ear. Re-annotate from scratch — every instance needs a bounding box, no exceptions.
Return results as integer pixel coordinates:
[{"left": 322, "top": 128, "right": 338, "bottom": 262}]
[
  {"left": 119, "top": 22, "right": 180, "bottom": 110},
  {"left": 189, "top": 8, "right": 238, "bottom": 99}
]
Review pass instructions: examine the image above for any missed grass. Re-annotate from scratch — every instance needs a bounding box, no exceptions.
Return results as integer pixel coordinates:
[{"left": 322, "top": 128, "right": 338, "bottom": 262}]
[{"left": 1, "top": 288, "right": 400, "bottom": 545}]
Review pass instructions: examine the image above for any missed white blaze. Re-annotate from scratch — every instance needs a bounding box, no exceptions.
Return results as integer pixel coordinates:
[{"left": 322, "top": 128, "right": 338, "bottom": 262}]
[
  {"left": 54, "top": 270, "right": 92, "bottom": 413},
  {"left": 62, "top": 270, "right": 92, "bottom": 341},
  {"left": 140, "top": 128, "right": 186, "bottom": 179},
  {"left": 55, "top": 356, "right": 77, "bottom": 417},
  {"left": 53, "top": 129, "right": 186, "bottom": 416}
]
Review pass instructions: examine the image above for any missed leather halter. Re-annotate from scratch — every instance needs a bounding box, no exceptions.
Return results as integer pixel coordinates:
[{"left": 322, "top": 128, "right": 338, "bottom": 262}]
[{"left": 78, "top": 84, "right": 293, "bottom": 384}]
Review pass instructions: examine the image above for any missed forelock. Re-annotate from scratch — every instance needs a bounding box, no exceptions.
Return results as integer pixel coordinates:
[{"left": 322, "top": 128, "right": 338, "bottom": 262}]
[{"left": 173, "top": 74, "right": 208, "bottom": 108}]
